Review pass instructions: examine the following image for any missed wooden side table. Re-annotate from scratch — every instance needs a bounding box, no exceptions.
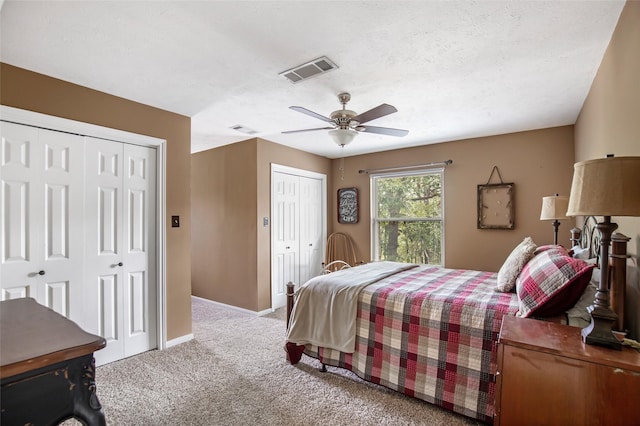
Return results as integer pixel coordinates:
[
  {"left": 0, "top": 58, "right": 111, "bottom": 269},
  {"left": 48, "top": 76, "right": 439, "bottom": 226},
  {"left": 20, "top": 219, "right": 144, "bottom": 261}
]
[
  {"left": 495, "top": 315, "right": 640, "bottom": 425},
  {"left": 1, "top": 298, "right": 107, "bottom": 425}
]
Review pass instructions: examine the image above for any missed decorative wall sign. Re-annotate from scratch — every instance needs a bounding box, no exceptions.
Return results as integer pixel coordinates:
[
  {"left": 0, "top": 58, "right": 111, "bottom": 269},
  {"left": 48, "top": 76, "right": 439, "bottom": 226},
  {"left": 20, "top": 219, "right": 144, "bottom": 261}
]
[
  {"left": 478, "top": 183, "right": 515, "bottom": 229},
  {"left": 338, "top": 187, "right": 359, "bottom": 224}
]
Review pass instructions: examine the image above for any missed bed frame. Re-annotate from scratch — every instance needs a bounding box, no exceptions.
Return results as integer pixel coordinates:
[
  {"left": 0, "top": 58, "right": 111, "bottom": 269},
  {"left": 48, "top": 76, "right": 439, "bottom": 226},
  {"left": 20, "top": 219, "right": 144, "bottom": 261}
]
[
  {"left": 284, "top": 217, "right": 630, "bottom": 420},
  {"left": 570, "top": 216, "right": 630, "bottom": 332}
]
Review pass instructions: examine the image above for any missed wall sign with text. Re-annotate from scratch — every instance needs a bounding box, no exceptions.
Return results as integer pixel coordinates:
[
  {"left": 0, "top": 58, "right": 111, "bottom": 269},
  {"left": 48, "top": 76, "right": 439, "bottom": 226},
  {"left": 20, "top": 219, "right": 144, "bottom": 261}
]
[{"left": 338, "top": 187, "right": 359, "bottom": 224}]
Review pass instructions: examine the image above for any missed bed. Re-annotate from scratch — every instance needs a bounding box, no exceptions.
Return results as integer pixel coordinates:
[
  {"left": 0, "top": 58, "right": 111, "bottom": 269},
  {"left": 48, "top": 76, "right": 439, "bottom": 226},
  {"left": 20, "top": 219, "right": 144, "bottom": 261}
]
[{"left": 284, "top": 219, "right": 628, "bottom": 423}]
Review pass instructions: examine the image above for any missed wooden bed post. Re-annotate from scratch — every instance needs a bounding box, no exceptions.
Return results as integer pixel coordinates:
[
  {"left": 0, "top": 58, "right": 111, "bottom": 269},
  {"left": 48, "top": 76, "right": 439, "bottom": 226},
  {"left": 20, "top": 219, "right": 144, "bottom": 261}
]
[
  {"left": 286, "top": 282, "right": 295, "bottom": 327},
  {"left": 610, "top": 233, "right": 630, "bottom": 332}
]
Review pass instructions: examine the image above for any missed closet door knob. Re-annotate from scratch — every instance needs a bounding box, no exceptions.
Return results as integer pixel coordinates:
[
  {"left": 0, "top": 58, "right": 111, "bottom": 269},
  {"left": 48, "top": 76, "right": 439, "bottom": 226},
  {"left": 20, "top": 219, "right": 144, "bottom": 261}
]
[
  {"left": 38, "top": 270, "right": 45, "bottom": 276},
  {"left": 117, "top": 262, "right": 123, "bottom": 267}
]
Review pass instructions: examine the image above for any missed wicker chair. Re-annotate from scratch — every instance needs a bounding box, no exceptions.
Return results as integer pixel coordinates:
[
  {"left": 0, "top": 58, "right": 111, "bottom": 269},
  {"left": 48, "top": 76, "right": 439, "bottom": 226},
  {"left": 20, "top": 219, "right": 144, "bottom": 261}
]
[{"left": 323, "top": 232, "right": 357, "bottom": 273}]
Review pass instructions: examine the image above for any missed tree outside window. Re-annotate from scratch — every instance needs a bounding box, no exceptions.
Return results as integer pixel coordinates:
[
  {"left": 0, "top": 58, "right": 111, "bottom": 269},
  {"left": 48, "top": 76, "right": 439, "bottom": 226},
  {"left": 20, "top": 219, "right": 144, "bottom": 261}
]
[{"left": 371, "top": 170, "right": 443, "bottom": 265}]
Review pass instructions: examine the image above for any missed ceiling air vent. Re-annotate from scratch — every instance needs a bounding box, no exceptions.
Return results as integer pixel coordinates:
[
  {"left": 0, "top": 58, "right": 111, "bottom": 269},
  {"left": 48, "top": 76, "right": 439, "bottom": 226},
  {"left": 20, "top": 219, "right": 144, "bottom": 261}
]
[
  {"left": 230, "top": 124, "right": 258, "bottom": 135},
  {"left": 279, "top": 56, "right": 338, "bottom": 83}
]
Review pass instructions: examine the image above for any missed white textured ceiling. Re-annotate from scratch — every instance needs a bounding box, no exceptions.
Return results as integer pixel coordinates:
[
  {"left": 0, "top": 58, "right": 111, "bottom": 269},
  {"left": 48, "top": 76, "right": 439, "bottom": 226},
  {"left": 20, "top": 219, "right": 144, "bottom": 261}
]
[{"left": 0, "top": 1, "right": 625, "bottom": 159}]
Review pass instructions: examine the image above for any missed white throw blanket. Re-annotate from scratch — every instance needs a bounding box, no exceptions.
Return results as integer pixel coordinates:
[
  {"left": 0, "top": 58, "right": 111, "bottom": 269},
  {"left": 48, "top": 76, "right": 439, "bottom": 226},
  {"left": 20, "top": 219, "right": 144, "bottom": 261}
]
[{"left": 286, "top": 261, "right": 418, "bottom": 353}]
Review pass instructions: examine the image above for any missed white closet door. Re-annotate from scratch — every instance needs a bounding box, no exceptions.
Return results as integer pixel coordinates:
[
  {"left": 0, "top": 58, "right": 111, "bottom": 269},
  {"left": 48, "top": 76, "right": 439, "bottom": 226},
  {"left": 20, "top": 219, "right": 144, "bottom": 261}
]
[
  {"left": 84, "top": 138, "right": 125, "bottom": 364},
  {"left": 84, "top": 138, "right": 156, "bottom": 365},
  {"left": 1, "top": 122, "right": 84, "bottom": 319},
  {"left": 271, "top": 168, "right": 325, "bottom": 310},
  {"left": 299, "top": 176, "right": 323, "bottom": 284},
  {"left": 272, "top": 172, "right": 300, "bottom": 309},
  {"left": 122, "top": 143, "right": 156, "bottom": 358}
]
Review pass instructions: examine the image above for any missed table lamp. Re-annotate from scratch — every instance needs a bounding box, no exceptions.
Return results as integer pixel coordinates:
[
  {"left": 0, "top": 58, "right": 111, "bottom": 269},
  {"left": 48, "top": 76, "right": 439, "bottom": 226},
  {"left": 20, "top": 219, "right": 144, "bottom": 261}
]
[
  {"left": 540, "top": 194, "right": 569, "bottom": 245},
  {"left": 566, "top": 155, "right": 640, "bottom": 349}
]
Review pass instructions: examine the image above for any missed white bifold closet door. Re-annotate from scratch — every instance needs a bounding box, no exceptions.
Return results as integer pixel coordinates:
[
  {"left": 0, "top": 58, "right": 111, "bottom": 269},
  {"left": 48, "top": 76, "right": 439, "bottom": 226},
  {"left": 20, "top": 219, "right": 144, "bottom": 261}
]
[
  {"left": 1, "top": 121, "right": 157, "bottom": 366},
  {"left": 0, "top": 122, "right": 85, "bottom": 319},
  {"left": 84, "top": 138, "right": 157, "bottom": 365},
  {"left": 272, "top": 171, "right": 323, "bottom": 309}
]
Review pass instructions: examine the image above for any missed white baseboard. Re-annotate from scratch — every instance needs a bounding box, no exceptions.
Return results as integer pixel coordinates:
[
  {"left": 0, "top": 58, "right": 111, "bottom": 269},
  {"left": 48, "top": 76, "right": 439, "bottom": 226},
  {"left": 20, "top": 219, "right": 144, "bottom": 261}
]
[
  {"left": 166, "top": 333, "right": 194, "bottom": 348},
  {"left": 191, "top": 295, "right": 274, "bottom": 316}
]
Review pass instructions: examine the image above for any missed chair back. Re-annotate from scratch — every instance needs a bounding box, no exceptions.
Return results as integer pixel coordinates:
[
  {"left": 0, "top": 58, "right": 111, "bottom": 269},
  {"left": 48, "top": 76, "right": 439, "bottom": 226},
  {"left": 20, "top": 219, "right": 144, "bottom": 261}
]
[{"left": 325, "top": 232, "right": 357, "bottom": 272}]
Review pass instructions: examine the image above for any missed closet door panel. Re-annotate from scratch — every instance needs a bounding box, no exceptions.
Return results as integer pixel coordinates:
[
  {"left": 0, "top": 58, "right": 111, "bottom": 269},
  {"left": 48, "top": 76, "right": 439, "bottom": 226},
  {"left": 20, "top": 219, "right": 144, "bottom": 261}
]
[
  {"left": 122, "top": 144, "right": 156, "bottom": 357},
  {"left": 1, "top": 123, "right": 84, "bottom": 320},
  {"left": 1, "top": 123, "right": 41, "bottom": 301},
  {"left": 299, "top": 176, "right": 323, "bottom": 284},
  {"left": 85, "top": 138, "right": 125, "bottom": 364},
  {"left": 40, "top": 129, "right": 84, "bottom": 320},
  {"left": 272, "top": 172, "right": 300, "bottom": 308}
]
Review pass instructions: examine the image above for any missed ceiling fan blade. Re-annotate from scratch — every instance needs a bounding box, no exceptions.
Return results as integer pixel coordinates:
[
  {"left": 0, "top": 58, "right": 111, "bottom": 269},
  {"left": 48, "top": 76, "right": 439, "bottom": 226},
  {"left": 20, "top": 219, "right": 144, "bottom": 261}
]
[
  {"left": 357, "top": 125, "right": 409, "bottom": 137},
  {"left": 282, "top": 126, "right": 335, "bottom": 134},
  {"left": 289, "top": 106, "right": 333, "bottom": 123},
  {"left": 351, "top": 103, "right": 397, "bottom": 124}
]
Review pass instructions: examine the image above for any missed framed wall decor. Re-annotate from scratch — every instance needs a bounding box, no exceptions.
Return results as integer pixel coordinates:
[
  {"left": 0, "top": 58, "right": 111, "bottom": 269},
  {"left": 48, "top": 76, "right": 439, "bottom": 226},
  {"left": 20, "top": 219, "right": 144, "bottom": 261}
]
[
  {"left": 338, "top": 187, "right": 359, "bottom": 224},
  {"left": 477, "top": 183, "right": 515, "bottom": 229}
]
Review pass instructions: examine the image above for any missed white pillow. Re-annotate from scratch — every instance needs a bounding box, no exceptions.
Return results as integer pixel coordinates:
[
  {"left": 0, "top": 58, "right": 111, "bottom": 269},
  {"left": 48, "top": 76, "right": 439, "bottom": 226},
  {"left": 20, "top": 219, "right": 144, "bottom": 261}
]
[
  {"left": 496, "top": 237, "right": 537, "bottom": 292},
  {"left": 571, "top": 245, "right": 590, "bottom": 260}
]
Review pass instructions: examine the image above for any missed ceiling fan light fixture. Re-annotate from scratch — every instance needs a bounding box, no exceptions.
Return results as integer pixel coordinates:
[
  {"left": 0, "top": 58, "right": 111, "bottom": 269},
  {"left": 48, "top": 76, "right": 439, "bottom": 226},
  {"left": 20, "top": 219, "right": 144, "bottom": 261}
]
[{"left": 329, "top": 128, "right": 357, "bottom": 147}]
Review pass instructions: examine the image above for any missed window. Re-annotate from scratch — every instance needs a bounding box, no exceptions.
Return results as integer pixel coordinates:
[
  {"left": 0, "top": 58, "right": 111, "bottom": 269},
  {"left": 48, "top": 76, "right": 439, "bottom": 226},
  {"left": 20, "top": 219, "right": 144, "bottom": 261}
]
[{"left": 371, "top": 169, "right": 443, "bottom": 265}]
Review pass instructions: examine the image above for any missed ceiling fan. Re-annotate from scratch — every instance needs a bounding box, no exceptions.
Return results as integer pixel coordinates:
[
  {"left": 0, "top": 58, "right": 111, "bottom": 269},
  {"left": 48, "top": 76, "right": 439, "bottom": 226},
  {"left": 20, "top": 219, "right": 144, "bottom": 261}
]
[{"left": 283, "top": 92, "right": 409, "bottom": 147}]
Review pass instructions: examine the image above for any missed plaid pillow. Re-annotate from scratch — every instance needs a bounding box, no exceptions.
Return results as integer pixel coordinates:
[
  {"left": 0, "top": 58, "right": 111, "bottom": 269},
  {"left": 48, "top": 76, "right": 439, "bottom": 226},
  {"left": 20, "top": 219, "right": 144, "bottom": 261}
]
[
  {"left": 533, "top": 244, "right": 568, "bottom": 256},
  {"left": 516, "top": 251, "right": 594, "bottom": 318}
]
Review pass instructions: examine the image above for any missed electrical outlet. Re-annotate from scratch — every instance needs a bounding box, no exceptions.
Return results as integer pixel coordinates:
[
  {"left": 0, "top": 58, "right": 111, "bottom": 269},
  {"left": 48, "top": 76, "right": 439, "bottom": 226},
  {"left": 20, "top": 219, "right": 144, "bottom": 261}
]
[
  {"left": 171, "top": 216, "right": 180, "bottom": 227},
  {"left": 263, "top": 217, "right": 269, "bottom": 226}
]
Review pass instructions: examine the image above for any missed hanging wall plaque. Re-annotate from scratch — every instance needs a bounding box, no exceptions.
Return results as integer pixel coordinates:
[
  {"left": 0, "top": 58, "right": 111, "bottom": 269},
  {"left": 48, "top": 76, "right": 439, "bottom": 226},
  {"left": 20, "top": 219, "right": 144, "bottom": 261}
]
[
  {"left": 477, "top": 166, "right": 514, "bottom": 229},
  {"left": 338, "top": 187, "right": 359, "bottom": 224}
]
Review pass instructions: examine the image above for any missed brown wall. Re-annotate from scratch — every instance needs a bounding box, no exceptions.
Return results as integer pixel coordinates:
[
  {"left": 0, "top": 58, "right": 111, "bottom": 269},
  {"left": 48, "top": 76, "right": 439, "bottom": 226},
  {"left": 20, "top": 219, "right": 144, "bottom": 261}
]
[
  {"left": 0, "top": 63, "right": 193, "bottom": 341},
  {"left": 575, "top": 0, "right": 640, "bottom": 257},
  {"left": 191, "top": 140, "right": 259, "bottom": 309},
  {"left": 330, "top": 126, "right": 576, "bottom": 272},
  {"left": 191, "top": 138, "right": 331, "bottom": 311},
  {"left": 575, "top": 0, "right": 639, "bottom": 339}
]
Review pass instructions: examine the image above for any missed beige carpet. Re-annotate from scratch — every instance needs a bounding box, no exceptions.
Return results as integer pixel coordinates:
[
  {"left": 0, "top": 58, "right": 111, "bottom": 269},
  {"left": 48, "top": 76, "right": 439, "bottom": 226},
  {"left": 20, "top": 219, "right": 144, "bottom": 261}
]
[{"left": 65, "top": 297, "right": 482, "bottom": 425}]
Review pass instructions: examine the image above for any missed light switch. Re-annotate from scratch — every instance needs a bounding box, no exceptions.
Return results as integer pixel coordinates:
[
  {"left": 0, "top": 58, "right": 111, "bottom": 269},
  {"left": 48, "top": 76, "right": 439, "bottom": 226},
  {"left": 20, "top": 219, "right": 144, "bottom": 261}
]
[
  {"left": 263, "top": 217, "right": 269, "bottom": 226},
  {"left": 171, "top": 216, "right": 180, "bottom": 227}
]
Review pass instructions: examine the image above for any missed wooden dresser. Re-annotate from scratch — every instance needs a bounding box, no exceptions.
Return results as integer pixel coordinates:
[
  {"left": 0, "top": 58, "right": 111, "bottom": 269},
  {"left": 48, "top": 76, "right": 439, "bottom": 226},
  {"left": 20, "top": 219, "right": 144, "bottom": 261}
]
[
  {"left": 495, "top": 315, "right": 640, "bottom": 425},
  {"left": 1, "top": 298, "right": 107, "bottom": 425}
]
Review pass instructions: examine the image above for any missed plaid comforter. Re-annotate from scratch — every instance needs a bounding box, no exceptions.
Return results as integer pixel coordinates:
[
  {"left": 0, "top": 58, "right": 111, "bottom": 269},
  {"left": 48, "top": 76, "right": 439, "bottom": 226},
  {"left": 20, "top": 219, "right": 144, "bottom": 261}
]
[{"left": 287, "top": 265, "right": 519, "bottom": 423}]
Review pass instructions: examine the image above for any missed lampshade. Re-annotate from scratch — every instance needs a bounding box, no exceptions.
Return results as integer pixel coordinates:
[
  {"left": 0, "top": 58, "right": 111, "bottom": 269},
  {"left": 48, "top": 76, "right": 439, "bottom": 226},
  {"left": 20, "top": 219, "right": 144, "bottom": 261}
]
[
  {"left": 566, "top": 156, "right": 640, "bottom": 216},
  {"left": 328, "top": 128, "right": 357, "bottom": 147},
  {"left": 540, "top": 195, "right": 569, "bottom": 220}
]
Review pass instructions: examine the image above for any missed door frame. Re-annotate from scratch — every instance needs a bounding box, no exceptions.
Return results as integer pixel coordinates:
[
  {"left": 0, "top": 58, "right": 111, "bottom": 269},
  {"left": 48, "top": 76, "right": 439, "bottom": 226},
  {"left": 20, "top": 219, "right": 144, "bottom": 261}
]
[
  {"left": 0, "top": 105, "right": 168, "bottom": 350},
  {"left": 270, "top": 163, "right": 327, "bottom": 310}
]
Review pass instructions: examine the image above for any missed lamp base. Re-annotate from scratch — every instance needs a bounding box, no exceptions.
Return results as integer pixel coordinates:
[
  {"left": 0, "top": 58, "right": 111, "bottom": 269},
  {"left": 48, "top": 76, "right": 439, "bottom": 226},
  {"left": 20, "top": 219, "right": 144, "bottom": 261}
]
[
  {"left": 581, "top": 303, "right": 622, "bottom": 350},
  {"left": 552, "top": 220, "right": 560, "bottom": 245}
]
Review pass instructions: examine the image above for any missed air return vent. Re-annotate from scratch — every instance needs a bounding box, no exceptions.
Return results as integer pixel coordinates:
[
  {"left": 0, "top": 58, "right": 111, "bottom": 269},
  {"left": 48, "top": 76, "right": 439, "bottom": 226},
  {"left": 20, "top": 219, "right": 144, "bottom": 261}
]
[
  {"left": 230, "top": 124, "right": 258, "bottom": 135},
  {"left": 279, "top": 56, "right": 338, "bottom": 83}
]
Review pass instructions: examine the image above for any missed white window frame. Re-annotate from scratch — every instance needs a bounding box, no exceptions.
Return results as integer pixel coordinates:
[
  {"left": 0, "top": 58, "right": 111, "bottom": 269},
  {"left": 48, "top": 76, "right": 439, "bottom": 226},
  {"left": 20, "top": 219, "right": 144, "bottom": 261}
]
[{"left": 370, "top": 168, "right": 445, "bottom": 265}]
